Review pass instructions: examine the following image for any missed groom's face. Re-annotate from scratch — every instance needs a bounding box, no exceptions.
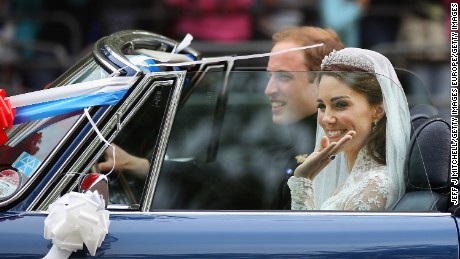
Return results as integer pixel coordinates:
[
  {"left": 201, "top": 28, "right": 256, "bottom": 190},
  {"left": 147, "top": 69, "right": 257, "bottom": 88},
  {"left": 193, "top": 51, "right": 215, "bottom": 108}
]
[{"left": 265, "top": 41, "right": 318, "bottom": 125}]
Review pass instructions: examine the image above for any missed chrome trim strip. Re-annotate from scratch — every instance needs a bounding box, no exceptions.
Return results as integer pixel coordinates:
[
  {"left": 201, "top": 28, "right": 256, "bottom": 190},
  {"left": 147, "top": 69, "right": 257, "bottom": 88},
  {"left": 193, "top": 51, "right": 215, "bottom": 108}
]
[
  {"left": 141, "top": 71, "right": 186, "bottom": 212},
  {"left": 109, "top": 211, "right": 453, "bottom": 217},
  {"left": 104, "top": 43, "right": 141, "bottom": 76},
  {"left": 93, "top": 37, "right": 119, "bottom": 74},
  {"left": 93, "top": 30, "right": 200, "bottom": 78},
  {"left": 21, "top": 210, "right": 452, "bottom": 218}
]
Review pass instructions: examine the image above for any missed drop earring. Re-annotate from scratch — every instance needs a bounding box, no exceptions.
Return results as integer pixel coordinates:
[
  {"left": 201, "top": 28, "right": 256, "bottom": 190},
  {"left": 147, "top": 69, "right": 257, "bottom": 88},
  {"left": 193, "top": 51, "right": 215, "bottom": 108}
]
[{"left": 372, "top": 120, "right": 378, "bottom": 132}]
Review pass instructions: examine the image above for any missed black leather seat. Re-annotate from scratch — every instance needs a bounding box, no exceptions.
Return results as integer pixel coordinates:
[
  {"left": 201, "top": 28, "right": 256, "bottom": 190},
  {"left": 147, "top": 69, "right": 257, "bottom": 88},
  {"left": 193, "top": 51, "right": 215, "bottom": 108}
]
[{"left": 393, "top": 118, "right": 451, "bottom": 211}]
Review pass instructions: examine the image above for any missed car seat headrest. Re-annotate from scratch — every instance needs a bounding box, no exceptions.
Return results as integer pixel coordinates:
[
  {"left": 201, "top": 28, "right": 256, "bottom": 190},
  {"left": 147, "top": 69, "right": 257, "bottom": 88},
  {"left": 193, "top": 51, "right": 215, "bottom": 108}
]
[{"left": 405, "top": 118, "right": 450, "bottom": 193}]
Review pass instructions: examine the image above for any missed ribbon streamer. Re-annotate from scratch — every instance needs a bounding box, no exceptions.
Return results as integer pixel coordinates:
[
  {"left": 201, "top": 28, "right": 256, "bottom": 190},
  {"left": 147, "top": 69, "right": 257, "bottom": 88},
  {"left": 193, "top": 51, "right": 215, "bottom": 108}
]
[
  {"left": 84, "top": 108, "right": 117, "bottom": 177},
  {"left": 8, "top": 76, "right": 138, "bottom": 124},
  {"left": 134, "top": 43, "right": 324, "bottom": 68},
  {"left": 43, "top": 191, "right": 110, "bottom": 259},
  {"left": 0, "top": 89, "right": 15, "bottom": 144}
]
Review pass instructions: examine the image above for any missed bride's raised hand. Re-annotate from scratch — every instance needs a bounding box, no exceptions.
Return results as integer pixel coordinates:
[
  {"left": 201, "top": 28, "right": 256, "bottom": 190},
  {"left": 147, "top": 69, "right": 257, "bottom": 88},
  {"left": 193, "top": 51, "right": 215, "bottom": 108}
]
[{"left": 294, "top": 131, "right": 355, "bottom": 180}]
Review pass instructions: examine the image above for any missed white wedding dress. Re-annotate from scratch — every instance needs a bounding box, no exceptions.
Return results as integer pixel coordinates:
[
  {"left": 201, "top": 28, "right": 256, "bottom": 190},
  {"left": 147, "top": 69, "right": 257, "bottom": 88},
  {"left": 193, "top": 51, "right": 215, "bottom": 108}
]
[
  {"left": 286, "top": 48, "right": 411, "bottom": 211},
  {"left": 288, "top": 148, "right": 396, "bottom": 210}
]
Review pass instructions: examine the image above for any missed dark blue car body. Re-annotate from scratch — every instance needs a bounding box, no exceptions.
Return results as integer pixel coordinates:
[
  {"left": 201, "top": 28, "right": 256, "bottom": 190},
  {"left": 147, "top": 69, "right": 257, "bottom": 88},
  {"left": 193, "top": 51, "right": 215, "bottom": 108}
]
[{"left": 1, "top": 212, "right": 458, "bottom": 258}]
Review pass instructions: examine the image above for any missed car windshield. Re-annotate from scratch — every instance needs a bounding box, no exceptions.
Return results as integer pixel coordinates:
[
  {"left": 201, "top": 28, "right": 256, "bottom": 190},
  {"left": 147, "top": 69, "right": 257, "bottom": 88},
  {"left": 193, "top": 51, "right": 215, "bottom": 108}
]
[{"left": 0, "top": 57, "right": 112, "bottom": 202}]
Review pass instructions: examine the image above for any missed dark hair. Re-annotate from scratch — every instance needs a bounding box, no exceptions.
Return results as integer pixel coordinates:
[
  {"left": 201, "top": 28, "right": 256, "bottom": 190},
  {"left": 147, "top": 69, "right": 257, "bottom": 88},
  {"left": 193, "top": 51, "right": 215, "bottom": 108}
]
[
  {"left": 319, "top": 64, "right": 386, "bottom": 165},
  {"left": 272, "top": 26, "right": 344, "bottom": 81}
]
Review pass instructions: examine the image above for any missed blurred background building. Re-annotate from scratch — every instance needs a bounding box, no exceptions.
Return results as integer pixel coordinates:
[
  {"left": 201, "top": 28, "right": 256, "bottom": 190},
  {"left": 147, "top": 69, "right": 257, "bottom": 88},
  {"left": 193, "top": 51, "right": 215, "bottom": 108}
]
[{"left": 0, "top": 0, "right": 451, "bottom": 116}]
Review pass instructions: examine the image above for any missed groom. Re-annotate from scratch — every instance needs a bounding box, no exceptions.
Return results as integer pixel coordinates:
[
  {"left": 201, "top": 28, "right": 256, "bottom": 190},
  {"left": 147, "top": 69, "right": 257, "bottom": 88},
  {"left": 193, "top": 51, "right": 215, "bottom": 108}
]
[{"left": 263, "top": 26, "right": 344, "bottom": 209}]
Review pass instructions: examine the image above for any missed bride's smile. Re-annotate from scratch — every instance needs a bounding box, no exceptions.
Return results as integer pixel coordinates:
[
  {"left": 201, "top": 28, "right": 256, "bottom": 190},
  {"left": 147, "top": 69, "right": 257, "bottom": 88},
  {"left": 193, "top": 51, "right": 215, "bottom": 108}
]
[{"left": 317, "top": 75, "right": 384, "bottom": 157}]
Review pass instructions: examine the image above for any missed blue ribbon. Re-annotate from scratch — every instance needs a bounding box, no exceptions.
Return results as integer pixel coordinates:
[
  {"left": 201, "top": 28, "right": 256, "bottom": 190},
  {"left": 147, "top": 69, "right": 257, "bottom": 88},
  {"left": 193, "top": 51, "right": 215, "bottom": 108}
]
[
  {"left": 14, "top": 89, "right": 128, "bottom": 124},
  {"left": 12, "top": 53, "right": 197, "bottom": 125}
]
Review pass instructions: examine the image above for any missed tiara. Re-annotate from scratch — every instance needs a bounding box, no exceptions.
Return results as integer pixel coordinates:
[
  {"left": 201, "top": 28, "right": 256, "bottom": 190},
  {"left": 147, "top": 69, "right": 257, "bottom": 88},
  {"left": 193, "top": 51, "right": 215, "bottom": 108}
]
[{"left": 321, "top": 49, "right": 374, "bottom": 72}]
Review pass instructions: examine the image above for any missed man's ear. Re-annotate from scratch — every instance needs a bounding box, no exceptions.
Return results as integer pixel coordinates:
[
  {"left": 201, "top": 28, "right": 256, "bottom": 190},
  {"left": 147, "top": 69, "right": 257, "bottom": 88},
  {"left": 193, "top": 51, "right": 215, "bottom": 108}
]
[{"left": 373, "top": 103, "right": 385, "bottom": 121}]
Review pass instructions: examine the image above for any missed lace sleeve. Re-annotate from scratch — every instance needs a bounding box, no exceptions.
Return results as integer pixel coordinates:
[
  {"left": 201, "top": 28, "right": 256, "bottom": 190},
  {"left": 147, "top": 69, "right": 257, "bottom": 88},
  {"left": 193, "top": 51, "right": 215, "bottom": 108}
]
[
  {"left": 287, "top": 176, "right": 315, "bottom": 210},
  {"left": 343, "top": 174, "right": 390, "bottom": 211}
]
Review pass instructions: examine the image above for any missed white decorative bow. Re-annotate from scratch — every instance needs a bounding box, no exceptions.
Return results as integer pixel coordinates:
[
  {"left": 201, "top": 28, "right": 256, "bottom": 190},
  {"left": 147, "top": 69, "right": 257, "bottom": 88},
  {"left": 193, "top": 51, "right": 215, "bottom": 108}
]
[{"left": 43, "top": 191, "right": 110, "bottom": 258}]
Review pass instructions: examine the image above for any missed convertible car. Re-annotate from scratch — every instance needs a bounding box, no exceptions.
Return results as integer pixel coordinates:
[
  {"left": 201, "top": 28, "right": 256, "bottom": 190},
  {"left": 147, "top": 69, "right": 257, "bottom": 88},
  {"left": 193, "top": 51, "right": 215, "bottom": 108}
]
[{"left": 0, "top": 30, "right": 457, "bottom": 258}]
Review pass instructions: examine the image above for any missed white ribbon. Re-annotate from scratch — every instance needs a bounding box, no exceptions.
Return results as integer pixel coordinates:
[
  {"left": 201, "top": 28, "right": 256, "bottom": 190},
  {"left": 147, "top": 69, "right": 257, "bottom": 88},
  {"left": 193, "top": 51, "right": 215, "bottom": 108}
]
[
  {"left": 8, "top": 77, "right": 137, "bottom": 108},
  {"left": 133, "top": 43, "right": 324, "bottom": 68},
  {"left": 43, "top": 191, "right": 110, "bottom": 259},
  {"left": 134, "top": 33, "right": 194, "bottom": 63},
  {"left": 174, "top": 33, "right": 194, "bottom": 54},
  {"left": 83, "top": 108, "right": 116, "bottom": 177}
]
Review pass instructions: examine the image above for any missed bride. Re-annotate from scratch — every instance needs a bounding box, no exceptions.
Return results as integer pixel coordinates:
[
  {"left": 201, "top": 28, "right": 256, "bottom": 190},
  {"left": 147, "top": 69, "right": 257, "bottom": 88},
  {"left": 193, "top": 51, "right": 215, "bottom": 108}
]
[{"left": 288, "top": 48, "right": 410, "bottom": 210}]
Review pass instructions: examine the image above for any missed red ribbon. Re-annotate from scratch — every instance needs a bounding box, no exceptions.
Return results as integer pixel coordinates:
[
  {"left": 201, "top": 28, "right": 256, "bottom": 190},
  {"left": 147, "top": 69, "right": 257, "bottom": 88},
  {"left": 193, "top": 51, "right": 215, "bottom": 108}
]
[{"left": 0, "top": 89, "right": 16, "bottom": 145}]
